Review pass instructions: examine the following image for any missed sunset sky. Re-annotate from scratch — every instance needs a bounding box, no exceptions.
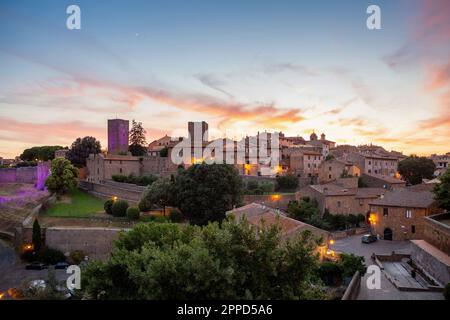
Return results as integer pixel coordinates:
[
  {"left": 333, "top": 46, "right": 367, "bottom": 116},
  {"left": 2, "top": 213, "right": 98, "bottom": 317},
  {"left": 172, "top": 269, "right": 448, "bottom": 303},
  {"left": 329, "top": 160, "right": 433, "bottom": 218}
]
[{"left": 0, "top": 0, "right": 449, "bottom": 158}]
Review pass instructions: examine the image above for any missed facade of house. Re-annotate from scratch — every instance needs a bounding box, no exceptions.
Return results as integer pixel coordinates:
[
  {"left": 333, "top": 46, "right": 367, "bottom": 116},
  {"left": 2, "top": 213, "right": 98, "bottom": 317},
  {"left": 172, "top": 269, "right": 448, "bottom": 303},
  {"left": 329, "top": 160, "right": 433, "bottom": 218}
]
[
  {"left": 430, "top": 153, "right": 450, "bottom": 176},
  {"left": 296, "top": 177, "right": 386, "bottom": 216},
  {"left": 369, "top": 187, "right": 441, "bottom": 241},
  {"left": 318, "top": 158, "right": 360, "bottom": 183}
]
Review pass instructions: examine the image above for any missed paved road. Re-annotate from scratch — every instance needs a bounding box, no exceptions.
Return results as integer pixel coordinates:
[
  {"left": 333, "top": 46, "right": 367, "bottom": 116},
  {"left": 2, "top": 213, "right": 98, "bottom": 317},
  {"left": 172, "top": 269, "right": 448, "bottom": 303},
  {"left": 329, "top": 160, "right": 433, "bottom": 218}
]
[
  {"left": 0, "top": 239, "right": 68, "bottom": 299},
  {"left": 329, "top": 235, "right": 444, "bottom": 300}
]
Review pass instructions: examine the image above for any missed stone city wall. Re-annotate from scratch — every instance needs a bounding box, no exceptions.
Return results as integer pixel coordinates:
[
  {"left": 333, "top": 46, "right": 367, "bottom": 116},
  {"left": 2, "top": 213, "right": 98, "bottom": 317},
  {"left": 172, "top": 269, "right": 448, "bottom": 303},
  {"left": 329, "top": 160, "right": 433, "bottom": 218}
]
[
  {"left": 45, "top": 227, "right": 128, "bottom": 261},
  {"left": 0, "top": 167, "right": 37, "bottom": 184},
  {"left": 423, "top": 213, "right": 450, "bottom": 255}
]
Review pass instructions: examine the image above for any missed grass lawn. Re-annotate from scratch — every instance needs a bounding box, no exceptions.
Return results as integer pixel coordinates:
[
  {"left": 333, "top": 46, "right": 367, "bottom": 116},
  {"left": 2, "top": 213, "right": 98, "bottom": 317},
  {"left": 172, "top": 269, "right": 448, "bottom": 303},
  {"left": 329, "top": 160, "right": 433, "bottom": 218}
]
[{"left": 42, "top": 189, "right": 105, "bottom": 218}]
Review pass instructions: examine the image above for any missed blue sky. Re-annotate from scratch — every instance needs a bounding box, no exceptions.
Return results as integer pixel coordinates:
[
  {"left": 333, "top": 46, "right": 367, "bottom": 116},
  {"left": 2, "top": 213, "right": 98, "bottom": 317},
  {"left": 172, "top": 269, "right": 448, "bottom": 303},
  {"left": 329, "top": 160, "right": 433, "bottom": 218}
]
[{"left": 0, "top": 0, "right": 449, "bottom": 157}]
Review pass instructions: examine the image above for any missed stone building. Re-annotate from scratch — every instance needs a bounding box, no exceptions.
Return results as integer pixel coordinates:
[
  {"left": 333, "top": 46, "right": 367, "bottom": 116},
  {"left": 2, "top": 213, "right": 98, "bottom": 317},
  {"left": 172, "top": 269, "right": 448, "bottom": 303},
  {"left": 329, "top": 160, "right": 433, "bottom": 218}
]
[
  {"left": 86, "top": 153, "right": 179, "bottom": 183},
  {"left": 288, "top": 149, "right": 323, "bottom": 178},
  {"left": 296, "top": 177, "right": 386, "bottom": 216},
  {"left": 430, "top": 153, "right": 450, "bottom": 176},
  {"left": 318, "top": 158, "right": 360, "bottom": 183},
  {"left": 54, "top": 149, "right": 69, "bottom": 159},
  {"left": 368, "top": 187, "right": 441, "bottom": 241},
  {"left": 344, "top": 151, "right": 399, "bottom": 176},
  {"left": 148, "top": 135, "right": 173, "bottom": 156},
  {"left": 107, "top": 119, "right": 129, "bottom": 155},
  {"left": 227, "top": 203, "right": 330, "bottom": 256},
  {"left": 360, "top": 173, "right": 406, "bottom": 189}
]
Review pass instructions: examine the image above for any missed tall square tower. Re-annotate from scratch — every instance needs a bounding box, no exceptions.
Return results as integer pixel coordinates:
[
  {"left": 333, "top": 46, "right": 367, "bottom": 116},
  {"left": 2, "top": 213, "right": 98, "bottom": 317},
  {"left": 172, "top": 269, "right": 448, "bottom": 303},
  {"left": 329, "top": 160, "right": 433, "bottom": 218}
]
[{"left": 108, "top": 119, "right": 129, "bottom": 155}]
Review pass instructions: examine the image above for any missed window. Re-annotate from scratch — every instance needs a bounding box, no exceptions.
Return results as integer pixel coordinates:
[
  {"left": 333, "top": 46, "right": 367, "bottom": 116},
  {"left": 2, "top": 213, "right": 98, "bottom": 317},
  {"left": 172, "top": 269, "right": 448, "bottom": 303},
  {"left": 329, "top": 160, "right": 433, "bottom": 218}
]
[
  {"left": 329, "top": 174, "right": 332, "bottom": 179},
  {"left": 329, "top": 166, "right": 332, "bottom": 171},
  {"left": 383, "top": 208, "right": 389, "bottom": 217},
  {"left": 369, "top": 161, "right": 371, "bottom": 165},
  {"left": 119, "top": 168, "right": 122, "bottom": 173},
  {"left": 411, "top": 225, "right": 416, "bottom": 234},
  {"left": 406, "top": 209, "right": 412, "bottom": 218},
  {"left": 368, "top": 169, "right": 372, "bottom": 173},
  {"left": 337, "top": 201, "right": 341, "bottom": 208},
  {"left": 359, "top": 199, "right": 364, "bottom": 206},
  {"left": 97, "top": 168, "right": 99, "bottom": 174}
]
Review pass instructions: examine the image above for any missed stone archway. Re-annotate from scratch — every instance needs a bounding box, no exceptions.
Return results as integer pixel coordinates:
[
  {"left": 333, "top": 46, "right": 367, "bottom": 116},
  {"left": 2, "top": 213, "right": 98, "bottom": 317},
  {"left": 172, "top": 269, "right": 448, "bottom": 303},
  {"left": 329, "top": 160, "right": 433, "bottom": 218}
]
[{"left": 384, "top": 228, "right": 393, "bottom": 241}]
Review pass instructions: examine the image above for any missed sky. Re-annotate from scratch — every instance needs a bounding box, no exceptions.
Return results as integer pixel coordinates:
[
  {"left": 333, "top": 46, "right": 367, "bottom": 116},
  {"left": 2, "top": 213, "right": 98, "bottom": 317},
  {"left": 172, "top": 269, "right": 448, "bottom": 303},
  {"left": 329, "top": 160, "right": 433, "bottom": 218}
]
[{"left": 0, "top": 0, "right": 449, "bottom": 158}]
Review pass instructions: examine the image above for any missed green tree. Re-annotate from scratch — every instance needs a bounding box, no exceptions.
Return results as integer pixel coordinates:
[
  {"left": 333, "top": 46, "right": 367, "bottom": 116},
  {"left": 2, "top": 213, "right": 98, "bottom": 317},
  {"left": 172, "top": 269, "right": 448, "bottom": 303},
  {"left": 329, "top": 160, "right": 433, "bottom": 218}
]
[
  {"left": 32, "top": 219, "right": 42, "bottom": 252},
  {"left": 138, "top": 177, "right": 173, "bottom": 214},
  {"left": 67, "top": 136, "right": 101, "bottom": 167},
  {"left": 129, "top": 120, "right": 147, "bottom": 156},
  {"left": 276, "top": 175, "right": 299, "bottom": 190},
  {"left": 159, "top": 146, "right": 168, "bottom": 157},
  {"left": 398, "top": 156, "right": 436, "bottom": 185},
  {"left": 172, "top": 163, "right": 243, "bottom": 225},
  {"left": 287, "top": 199, "right": 320, "bottom": 222},
  {"left": 433, "top": 169, "right": 450, "bottom": 211},
  {"left": 81, "top": 218, "right": 325, "bottom": 300},
  {"left": 20, "top": 146, "right": 64, "bottom": 162},
  {"left": 45, "top": 158, "right": 79, "bottom": 195}
]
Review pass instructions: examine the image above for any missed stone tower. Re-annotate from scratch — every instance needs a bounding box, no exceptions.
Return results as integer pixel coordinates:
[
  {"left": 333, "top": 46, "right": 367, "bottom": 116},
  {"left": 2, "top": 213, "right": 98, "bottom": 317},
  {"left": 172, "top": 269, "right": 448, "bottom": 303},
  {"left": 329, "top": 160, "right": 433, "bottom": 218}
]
[{"left": 108, "top": 119, "right": 129, "bottom": 155}]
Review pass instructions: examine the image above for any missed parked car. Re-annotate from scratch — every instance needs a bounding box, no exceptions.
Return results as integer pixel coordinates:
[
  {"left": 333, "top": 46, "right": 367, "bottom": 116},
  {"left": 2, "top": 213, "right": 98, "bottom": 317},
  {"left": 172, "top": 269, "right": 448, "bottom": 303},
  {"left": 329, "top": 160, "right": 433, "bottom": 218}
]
[
  {"left": 54, "top": 262, "right": 69, "bottom": 270},
  {"left": 25, "top": 262, "right": 48, "bottom": 270},
  {"left": 361, "top": 234, "right": 377, "bottom": 244}
]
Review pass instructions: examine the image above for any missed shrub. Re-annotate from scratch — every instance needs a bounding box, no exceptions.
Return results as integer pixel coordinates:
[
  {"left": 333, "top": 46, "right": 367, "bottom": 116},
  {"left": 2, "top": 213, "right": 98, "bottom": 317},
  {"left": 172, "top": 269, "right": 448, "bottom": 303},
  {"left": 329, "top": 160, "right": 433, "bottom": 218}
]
[
  {"left": 126, "top": 207, "right": 140, "bottom": 220},
  {"left": 112, "top": 174, "right": 127, "bottom": 183},
  {"left": 37, "top": 246, "right": 66, "bottom": 265},
  {"left": 69, "top": 250, "right": 86, "bottom": 265},
  {"left": 318, "top": 261, "right": 343, "bottom": 286},
  {"left": 444, "top": 283, "right": 450, "bottom": 300},
  {"left": 112, "top": 200, "right": 129, "bottom": 217},
  {"left": 104, "top": 199, "right": 114, "bottom": 215},
  {"left": 169, "top": 209, "right": 183, "bottom": 223},
  {"left": 276, "top": 175, "right": 298, "bottom": 190},
  {"left": 339, "top": 253, "right": 367, "bottom": 277}
]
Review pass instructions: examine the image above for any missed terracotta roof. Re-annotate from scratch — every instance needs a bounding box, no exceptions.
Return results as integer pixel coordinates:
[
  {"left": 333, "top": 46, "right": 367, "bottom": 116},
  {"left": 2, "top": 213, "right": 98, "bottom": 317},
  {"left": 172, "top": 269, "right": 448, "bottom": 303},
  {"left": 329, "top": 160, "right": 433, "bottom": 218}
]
[
  {"left": 364, "top": 173, "right": 405, "bottom": 184},
  {"left": 355, "top": 188, "right": 386, "bottom": 198},
  {"left": 226, "top": 203, "right": 329, "bottom": 240},
  {"left": 369, "top": 188, "right": 436, "bottom": 208}
]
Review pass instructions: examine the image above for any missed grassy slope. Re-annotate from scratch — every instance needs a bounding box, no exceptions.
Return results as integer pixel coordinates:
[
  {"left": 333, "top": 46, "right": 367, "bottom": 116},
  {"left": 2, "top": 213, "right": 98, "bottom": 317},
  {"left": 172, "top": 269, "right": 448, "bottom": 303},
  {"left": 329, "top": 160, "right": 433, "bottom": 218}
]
[{"left": 43, "top": 189, "right": 104, "bottom": 218}]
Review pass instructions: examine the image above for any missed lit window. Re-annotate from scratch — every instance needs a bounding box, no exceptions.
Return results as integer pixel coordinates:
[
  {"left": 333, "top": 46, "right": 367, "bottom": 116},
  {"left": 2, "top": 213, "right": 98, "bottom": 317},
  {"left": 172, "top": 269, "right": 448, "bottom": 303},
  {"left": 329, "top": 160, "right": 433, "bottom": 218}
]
[{"left": 383, "top": 208, "right": 388, "bottom": 217}]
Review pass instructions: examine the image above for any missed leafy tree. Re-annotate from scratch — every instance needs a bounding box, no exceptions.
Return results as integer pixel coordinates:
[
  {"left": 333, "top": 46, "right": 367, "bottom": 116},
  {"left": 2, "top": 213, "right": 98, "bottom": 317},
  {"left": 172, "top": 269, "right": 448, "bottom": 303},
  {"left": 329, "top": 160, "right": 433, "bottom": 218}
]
[
  {"left": 171, "top": 163, "right": 243, "bottom": 225},
  {"left": 433, "top": 169, "right": 450, "bottom": 210},
  {"left": 325, "top": 154, "right": 334, "bottom": 161},
  {"left": 138, "top": 177, "right": 173, "bottom": 214},
  {"left": 159, "top": 146, "right": 168, "bottom": 157},
  {"left": 276, "top": 175, "right": 299, "bottom": 190},
  {"left": 32, "top": 219, "right": 42, "bottom": 252},
  {"left": 339, "top": 253, "right": 367, "bottom": 277},
  {"left": 45, "top": 158, "right": 79, "bottom": 195},
  {"left": 81, "top": 218, "right": 325, "bottom": 300},
  {"left": 67, "top": 136, "right": 101, "bottom": 167},
  {"left": 20, "top": 146, "right": 64, "bottom": 162},
  {"left": 398, "top": 156, "right": 436, "bottom": 185},
  {"left": 129, "top": 120, "right": 147, "bottom": 156},
  {"left": 287, "top": 199, "right": 320, "bottom": 222}
]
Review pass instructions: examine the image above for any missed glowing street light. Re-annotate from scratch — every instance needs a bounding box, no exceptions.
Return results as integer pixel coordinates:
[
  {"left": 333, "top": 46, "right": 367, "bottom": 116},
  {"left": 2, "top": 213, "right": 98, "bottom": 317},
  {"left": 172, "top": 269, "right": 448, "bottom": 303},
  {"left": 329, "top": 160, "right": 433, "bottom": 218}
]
[
  {"left": 112, "top": 196, "right": 118, "bottom": 202},
  {"left": 329, "top": 239, "right": 335, "bottom": 245}
]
